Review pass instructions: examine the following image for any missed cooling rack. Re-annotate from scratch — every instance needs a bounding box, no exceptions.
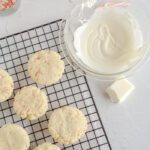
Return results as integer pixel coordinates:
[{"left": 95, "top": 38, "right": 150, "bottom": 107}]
[{"left": 0, "top": 19, "right": 111, "bottom": 150}]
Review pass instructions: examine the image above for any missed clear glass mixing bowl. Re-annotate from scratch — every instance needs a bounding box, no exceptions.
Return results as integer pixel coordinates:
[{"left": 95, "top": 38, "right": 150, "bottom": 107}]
[
  {"left": 59, "top": 0, "right": 150, "bottom": 80},
  {"left": 0, "top": 0, "right": 21, "bottom": 15}
]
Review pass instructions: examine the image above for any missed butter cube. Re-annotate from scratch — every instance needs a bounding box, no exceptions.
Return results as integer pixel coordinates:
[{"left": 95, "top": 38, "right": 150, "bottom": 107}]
[{"left": 106, "top": 79, "right": 135, "bottom": 103}]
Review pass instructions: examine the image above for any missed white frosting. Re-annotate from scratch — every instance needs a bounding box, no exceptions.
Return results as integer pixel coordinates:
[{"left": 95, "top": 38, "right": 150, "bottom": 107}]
[{"left": 74, "top": 7, "right": 144, "bottom": 74}]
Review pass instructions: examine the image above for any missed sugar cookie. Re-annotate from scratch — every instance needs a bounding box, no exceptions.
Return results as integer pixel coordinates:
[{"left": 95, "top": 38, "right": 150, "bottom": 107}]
[
  {"left": 0, "top": 68, "right": 14, "bottom": 102},
  {"left": 13, "top": 86, "right": 48, "bottom": 120},
  {"left": 0, "top": 124, "right": 30, "bottom": 150},
  {"left": 28, "top": 50, "right": 64, "bottom": 86},
  {"left": 48, "top": 106, "right": 87, "bottom": 144}
]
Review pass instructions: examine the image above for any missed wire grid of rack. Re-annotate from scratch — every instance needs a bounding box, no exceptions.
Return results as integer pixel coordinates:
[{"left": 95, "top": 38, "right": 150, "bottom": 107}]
[{"left": 0, "top": 19, "right": 111, "bottom": 150}]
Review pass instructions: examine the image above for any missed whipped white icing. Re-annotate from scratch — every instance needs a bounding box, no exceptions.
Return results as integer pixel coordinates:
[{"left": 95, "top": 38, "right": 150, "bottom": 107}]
[{"left": 74, "top": 7, "right": 144, "bottom": 74}]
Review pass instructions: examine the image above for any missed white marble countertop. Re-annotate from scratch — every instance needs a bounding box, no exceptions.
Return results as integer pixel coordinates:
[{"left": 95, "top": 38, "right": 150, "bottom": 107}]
[{"left": 0, "top": 0, "right": 150, "bottom": 150}]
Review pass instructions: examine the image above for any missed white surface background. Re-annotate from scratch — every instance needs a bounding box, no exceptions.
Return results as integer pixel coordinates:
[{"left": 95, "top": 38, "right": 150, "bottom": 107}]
[{"left": 0, "top": 0, "right": 150, "bottom": 150}]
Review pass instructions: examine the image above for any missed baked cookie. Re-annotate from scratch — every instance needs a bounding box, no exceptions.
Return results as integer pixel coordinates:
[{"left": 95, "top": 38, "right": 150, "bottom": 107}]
[
  {"left": 13, "top": 86, "right": 48, "bottom": 120},
  {"left": 0, "top": 124, "right": 30, "bottom": 150},
  {"left": 0, "top": 68, "right": 14, "bottom": 102},
  {"left": 48, "top": 106, "right": 87, "bottom": 144},
  {"left": 28, "top": 50, "right": 64, "bottom": 86},
  {"left": 33, "top": 143, "right": 60, "bottom": 150}
]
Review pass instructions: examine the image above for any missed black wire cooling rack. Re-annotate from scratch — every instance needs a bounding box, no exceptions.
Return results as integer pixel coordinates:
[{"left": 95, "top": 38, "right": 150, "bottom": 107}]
[{"left": 0, "top": 19, "right": 111, "bottom": 150}]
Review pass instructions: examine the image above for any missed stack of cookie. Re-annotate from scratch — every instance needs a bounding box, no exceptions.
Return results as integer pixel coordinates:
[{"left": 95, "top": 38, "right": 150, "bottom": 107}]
[{"left": 0, "top": 50, "right": 88, "bottom": 150}]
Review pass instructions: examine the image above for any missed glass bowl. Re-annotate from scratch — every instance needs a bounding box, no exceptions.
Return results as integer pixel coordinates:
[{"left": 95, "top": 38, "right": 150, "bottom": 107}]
[
  {"left": 59, "top": 0, "right": 150, "bottom": 80},
  {"left": 0, "top": 0, "right": 21, "bottom": 15}
]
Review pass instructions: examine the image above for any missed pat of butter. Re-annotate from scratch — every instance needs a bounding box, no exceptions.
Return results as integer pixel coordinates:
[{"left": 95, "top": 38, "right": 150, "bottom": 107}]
[{"left": 106, "top": 79, "right": 135, "bottom": 103}]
